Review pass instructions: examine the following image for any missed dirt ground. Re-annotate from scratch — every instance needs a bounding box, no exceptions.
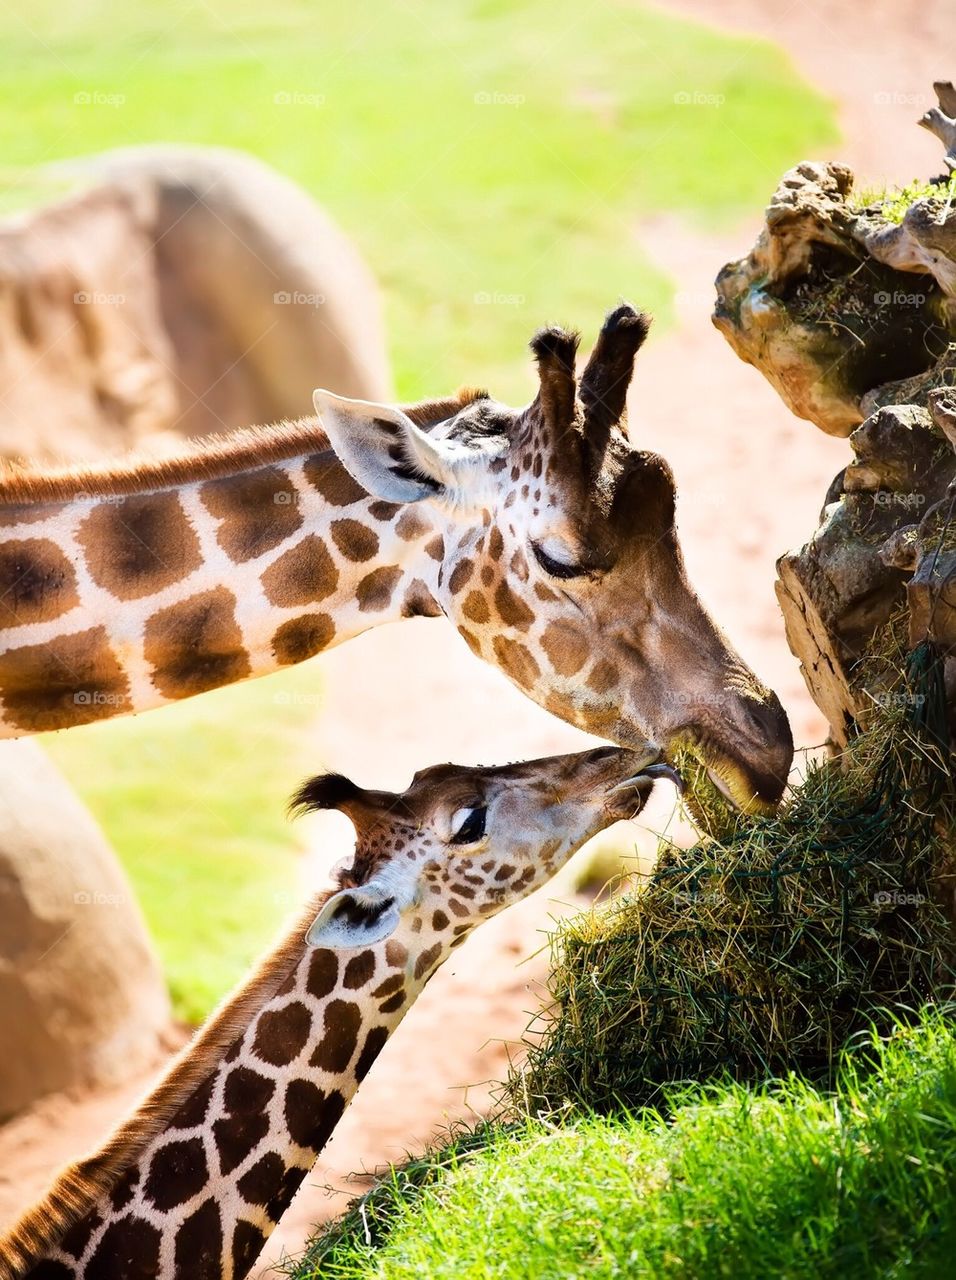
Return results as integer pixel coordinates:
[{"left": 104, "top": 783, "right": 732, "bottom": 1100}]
[{"left": 0, "top": 2, "right": 949, "bottom": 1272}]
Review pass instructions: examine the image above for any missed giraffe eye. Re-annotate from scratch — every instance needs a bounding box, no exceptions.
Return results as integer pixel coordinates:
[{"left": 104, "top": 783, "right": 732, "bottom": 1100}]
[
  {"left": 531, "top": 540, "right": 589, "bottom": 580},
  {"left": 450, "top": 805, "right": 487, "bottom": 844}
]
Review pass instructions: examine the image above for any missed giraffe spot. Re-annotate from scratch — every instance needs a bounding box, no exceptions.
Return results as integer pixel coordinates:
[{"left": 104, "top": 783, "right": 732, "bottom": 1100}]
[
  {"left": 378, "top": 990, "right": 406, "bottom": 1013},
  {"left": 489, "top": 528, "right": 504, "bottom": 560},
  {"left": 261, "top": 534, "right": 338, "bottom": 607},
  {"left": 0, "top": 501, "right": 66, "bottom": 527},
  {"left": 448, "top": 897, "right": 470, "bottom": 918},
  {"left": 481, "top": 564, "right": 495, "bottom": 587},
  {"left": 503, "top": 491, "right": 516, "bottom": 509},
  {"left": 170, "top": 1070, "right": 215, "bottom": 1128},
  {"left": 356, "top": 566, "right": 401, "bottom": 612},
  {"left": 534, "top": 582, "right": 560, "bottom": 604},
  {"left": 414, "top": 942, "right": 442, "bottom": 980},
  {"left": 174, "top": 1197, "right": 222, "bottom": 1280},
  {"left": 310, "top": 999, "right": 361, "bottom": 1073},
  {"left": 546, "top": 691, "right": 579, "bottom": 723},
  {"left": 494, "top": 581, "right": 534, "bottom": 631},
  {"left": 285, "top": 1079, "right": 347, "bottom": 1151},
  {"left": 385, "top": 939, "right": 408, "bottom": 968},
  {"left": 237, "top": 1151, "right": 285, "bottom": 1206},
  {"left": 77, "top": 492, "right": 201, "bottom": 600},
  {"left": 424, "top": 534, "right": 444, "bottom": 561},
  {"left": 0, "top": 538, "right": 78, "bottom": 628},
  {"left": 200, "top": 465, "right": 303, "bottom": 563},
  {"left": 232, "top": 1220, "right": 268, "bottom": 1276},
  {"left": 238, "top": 1157, "right": 304, "bottom": 1223},
  {"left": 307, "top": 949, "right": 339, "bottom": 999},
  {"left": 213, "top": 1111, "right": 270, "bottom": 1176},
  {"left": 541, "top": 838, "right": 562, "bottom": 859},
  {"left": 344, "top": 950, "right": 376, "bottom": 989},
  {"left": 492, "top": 636, "right": 540, "bottom": 689},
  {"left": 271, "top": 612, "right": 335, "bottom": 665},
  {"left": 395, "top": 509, "right": 430, "bottom": 541},
  {"left": 402, "top": 578, "right": 441, "bottom": 618},
  {"left": 108, "top": 1166, "right": 139, "bottom": 1211},
  {"left": 60, "top": 1208, "right": 103, "bottom": 1259},
  {"left": 224, "top": 1065, "right": 276, "bottom": 1115},
  {"left": 495, "top": 864, "right": 517, "bottom": 882},
  {"left": 304, "top": 455, "right": 368, "bottom": 506},
  {"left": 432, "top": 909, "right": 449, "bottom": 931},
  {"left": 85, "top": 1217, "right": 161, "bottom": 1280},
  {"left": 371, "top": 973, "right": 404, "bottom": 998},
  {"left": 451, "top": 884, "right": 475, "bottom": 899},
  {"left": 253, "top": 1001, "right": 311, "bottom": 1066},
  {"left": 144, "top": 587, "right": 250, "bottom": 700},
  {"left": 144, "top": 1137, "right": 208, "bottom": 1210},
  {"left": 541, "top": 620, "right": 590, "bottom": 676},
  {"left": 462, "top": 590, "right": 490, "bottom": 624},
  {"left": 587, "top": 659, "right": 620, "bottom": 694},
  {"left": 458, "top": 627, "right": 482, "bottom": 656},
  {"left": 331, "top": 518, "right": 380, "bottom": 562},
  {"left": 355, "top": 1025, "right": 389, "bottom": 1081},
  {"left": 509, "top": 549, "right": 529, "bottom": 582},
  {"left": 23, "top": 1262, "right": 73, "bottom": 1279},
  {"left": 447, "top": 559, "right": 473, "bottom": 594},
  {"left": 0, "top": 626, "right": 130, "bottom": 733},
  {"left": 368, "top": 500, "right": 402, "bottom": 521}
]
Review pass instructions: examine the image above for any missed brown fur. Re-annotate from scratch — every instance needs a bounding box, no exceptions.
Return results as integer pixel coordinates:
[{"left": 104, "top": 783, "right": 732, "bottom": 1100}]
[
  {"left": 0, "top": 896, "right": 330, "bottom": 1280},
  {"left": 0, "top": 391, "right": 485, "bottom": 507}
]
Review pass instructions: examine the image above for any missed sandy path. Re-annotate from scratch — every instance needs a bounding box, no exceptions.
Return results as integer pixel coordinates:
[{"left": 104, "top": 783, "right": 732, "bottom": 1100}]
[{"left": 1, "top": 3, "right": 948, "bottom": 1273}]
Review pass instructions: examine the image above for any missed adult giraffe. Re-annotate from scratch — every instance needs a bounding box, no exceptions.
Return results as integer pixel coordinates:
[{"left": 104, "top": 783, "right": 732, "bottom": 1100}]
[
  {"left": 0, "top": 304, "right": 791, "bottom": 809},
  {"left": 0, "top": 744, "right": 679, "bottom": 1280}
]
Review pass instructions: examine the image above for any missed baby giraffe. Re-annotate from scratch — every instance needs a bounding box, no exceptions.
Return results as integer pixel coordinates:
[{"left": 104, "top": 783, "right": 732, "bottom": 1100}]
[{"left": 0, "top": 745, "right": 678, "bottom": 1280}]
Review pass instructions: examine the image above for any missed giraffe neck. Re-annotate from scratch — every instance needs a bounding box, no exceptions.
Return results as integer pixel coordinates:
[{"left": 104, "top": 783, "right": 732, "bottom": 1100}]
[
  {"left": 0, "top": 427, "right": 449, "bottom": 736},
  {"left": 3, "top": 897, "right": 453, "bottom": 1280}
]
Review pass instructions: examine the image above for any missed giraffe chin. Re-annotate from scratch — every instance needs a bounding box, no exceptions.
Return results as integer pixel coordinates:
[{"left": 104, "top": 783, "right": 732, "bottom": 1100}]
[{"left": 704, "top": 758, "right": 781, "bottom": 817}]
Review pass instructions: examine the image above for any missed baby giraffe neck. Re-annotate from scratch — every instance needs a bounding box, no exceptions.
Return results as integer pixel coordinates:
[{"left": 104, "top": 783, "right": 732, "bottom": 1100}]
[{"left": 2, "top": 901, "right": 443, "bottom": 1280}]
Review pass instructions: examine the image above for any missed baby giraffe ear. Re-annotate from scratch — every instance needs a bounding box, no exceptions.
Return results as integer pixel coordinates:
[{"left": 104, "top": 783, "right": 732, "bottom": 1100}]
[
  {"left": 314, "top": 389, "right": 504, "bottom": 506},
  {"left": 305, "top": 883, "right": 401, "bottom": 950}
]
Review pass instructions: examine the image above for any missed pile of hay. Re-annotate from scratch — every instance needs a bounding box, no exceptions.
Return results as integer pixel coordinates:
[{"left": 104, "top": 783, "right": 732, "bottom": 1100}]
[{"left": 516, "top": 632, "right": 955, "bottom": 1115}]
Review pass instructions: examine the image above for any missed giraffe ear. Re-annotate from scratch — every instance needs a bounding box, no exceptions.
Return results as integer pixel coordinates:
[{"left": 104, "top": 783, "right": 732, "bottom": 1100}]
[
  {"left": 314, "top": 390, "right": 504, "bottom": 506},
  {"left": 305, "top": 883, "right": 401, "bottom": 950}
]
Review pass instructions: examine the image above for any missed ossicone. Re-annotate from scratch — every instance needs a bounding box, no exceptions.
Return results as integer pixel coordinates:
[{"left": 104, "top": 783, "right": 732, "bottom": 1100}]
[{"left": 288, "top": 773, "right": 362, "bottom": 818}]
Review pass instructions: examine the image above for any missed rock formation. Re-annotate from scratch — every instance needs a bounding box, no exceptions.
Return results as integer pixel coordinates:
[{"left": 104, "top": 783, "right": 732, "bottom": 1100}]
[{"left": 715, "top": 81, "right": 956, "bottom": 743}]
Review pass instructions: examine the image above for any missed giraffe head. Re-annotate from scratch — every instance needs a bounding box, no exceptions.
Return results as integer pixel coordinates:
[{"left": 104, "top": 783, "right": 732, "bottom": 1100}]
[
  {"left": 314, "top": 303, "right": 793, "bottom": 813},
  {"left": 291, "top": 744, "right": 678, "bottom": 949}
]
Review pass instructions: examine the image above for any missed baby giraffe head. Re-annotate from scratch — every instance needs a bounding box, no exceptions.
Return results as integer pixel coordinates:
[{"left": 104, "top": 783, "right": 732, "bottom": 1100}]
[
  {"left": 291, "top": 745, "right": 679, "bottom": 952},
  {"left": 314, "top": 303, "right": 792, "bottom": 814}
]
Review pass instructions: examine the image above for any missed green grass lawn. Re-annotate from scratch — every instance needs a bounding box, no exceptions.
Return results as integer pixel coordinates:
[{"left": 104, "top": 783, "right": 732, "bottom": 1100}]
[
  {"left": 0, "top": 0, "right": 836, "bottom": 400},
  {"left": 43, "top": 664, "right": 323, "bottom": 1023},
  {"left": 7, "top": 1, "right": 837, "bottom": 1018},
  {"left": 295, "top": 1007, "right": 956, "bottom": 1280}
]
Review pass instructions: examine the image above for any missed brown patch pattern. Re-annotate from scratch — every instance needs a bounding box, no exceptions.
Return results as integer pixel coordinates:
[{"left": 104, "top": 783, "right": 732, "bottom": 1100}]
[
  {"left": 0, "top": 626, "right": 130, "bottom": 732},
  {"left": 0, "top": 538, "right": 79, "bottom": 628},
  {"left": 144, "top": 587, "right": 251, "bottom": 699},
  {"left": 261, "top": 535, "right": 339, "bottom": 607},
  {"left": 271, "top": 613, "right": 335, "bottom": 665},
  {"left": 200, "top": 465, "right": 303, "bottom": 563},
  {"left": 77, "top": 492, "right": 201, "bottom": 600},
  {"left": 356, "top": 566, "right": 402, "bottom": 613}
]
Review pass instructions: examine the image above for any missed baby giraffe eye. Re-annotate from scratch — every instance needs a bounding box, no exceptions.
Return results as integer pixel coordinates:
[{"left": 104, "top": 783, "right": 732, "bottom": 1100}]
[{"left": 449, "top": 805, "right": 487, "bottom": 844}]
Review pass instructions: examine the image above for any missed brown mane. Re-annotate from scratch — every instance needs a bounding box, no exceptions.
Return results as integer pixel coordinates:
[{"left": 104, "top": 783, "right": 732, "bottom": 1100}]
[
  {"left": 0, "top": 391, "right": 486, "bottom": 507},
  {"left": 0, "top": 896, "right": 328, "bottom": 1280}
]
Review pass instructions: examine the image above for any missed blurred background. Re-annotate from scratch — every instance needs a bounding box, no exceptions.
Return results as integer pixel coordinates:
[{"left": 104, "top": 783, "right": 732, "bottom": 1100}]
[{"left": 0, "top": 0, "right": 946, "bottom": 1269}]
